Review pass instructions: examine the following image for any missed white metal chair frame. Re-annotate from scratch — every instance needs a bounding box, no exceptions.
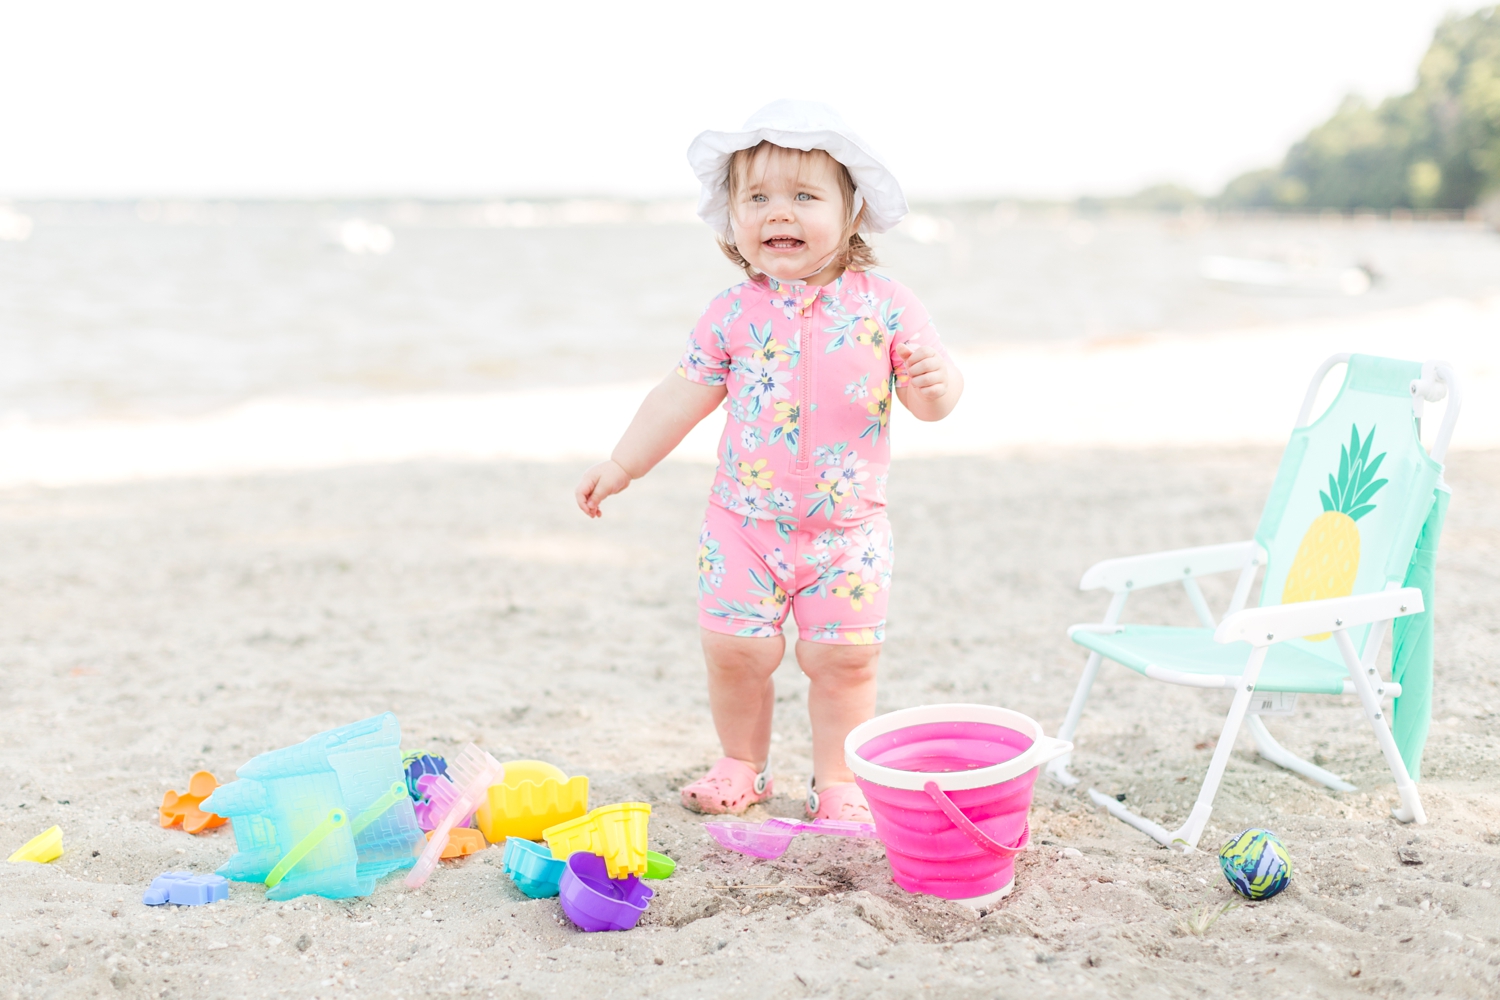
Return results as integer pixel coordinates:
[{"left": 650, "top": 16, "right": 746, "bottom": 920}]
[{"left": 1047, "top": 355, "right": 1461, "bottom": 852}]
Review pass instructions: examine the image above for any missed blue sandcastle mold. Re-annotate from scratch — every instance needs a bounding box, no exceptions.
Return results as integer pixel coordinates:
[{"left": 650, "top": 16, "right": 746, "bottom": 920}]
[
  {"left": 143, "top": 871, "right": 229, "bottom": 906},
  {"left": 502, "top": 837, "right": 565, "bottom": 898},
  {"left": 200, "top": 712, "right": 424, "bottom": 900}
]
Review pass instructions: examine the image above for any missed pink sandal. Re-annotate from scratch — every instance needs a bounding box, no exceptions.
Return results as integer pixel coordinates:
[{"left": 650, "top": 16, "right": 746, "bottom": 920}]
[
  {"left": 807, "top": 779, "right": 872, "bottom": 823},
  {"left": 680, "top": 758, "right": 773, "bottom": 815}
]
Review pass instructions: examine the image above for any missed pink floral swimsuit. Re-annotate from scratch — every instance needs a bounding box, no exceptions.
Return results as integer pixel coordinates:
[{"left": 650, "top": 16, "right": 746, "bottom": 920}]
[{"left": 677, "top": 271, "right": 947, "bottom": 644}]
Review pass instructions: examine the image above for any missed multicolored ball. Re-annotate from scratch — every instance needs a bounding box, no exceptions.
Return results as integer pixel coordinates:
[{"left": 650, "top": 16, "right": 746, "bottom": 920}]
[
  {"left": 402, "top": 751, "right": 449, "bottom": 802},
  {"left": 1218, "top": 828, "right": 1292, "bottom": 900}
]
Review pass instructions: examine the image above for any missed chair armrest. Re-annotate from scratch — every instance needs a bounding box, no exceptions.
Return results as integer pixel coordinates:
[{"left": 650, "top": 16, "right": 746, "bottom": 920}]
[
  {"left": 1213, "top": 589, "right": 1424, "bottom": 647},
  {"left": 1080, "top": 541, "right": 1259, "bottom": 593}
]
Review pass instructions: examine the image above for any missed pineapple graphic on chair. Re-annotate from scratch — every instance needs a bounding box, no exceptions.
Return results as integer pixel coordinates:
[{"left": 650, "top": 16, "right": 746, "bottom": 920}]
[
  {"left": 1281, "top": 423, "right": 1388, "bottom": 640},
  {"left": 1048, "top": 354, "right": 1460, "bottom": 851}
]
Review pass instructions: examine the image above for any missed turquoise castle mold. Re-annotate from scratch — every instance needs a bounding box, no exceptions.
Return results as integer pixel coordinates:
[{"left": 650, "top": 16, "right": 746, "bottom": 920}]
[{"left": 201, "top": 712, "right": 423, "bottom": 900}]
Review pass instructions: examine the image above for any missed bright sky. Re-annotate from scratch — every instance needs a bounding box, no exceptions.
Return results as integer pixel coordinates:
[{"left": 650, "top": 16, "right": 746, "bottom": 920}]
[{"left": 0, "top": 0, "right": 1470, "bottom": 200}]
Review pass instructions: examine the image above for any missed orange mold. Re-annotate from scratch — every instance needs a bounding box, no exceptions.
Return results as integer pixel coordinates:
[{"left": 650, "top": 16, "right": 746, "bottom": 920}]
[
  {"left": 427, "top": 827, "right": 486, "bottom": 859},
  {"left": 159, "top": 771, "right": 229, "bottom": 834}
]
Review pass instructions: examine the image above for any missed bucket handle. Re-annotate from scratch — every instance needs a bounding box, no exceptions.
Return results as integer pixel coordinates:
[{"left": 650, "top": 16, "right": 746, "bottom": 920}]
[{"left": 923, "top": 781, "right": 1030, "bottom": 858}]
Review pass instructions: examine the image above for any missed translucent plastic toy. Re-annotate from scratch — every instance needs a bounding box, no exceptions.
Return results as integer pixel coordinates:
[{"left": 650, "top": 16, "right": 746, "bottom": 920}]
[
  {"left": 558, "top": 852, "right": 653, "bottom": 932},
  {"left": 475, "top": 760, "right": 589, "bottom": 842},
  {"left": 159, "top": 771, "right": 228, "bottom": 834},
  {"left": 143, "top": 871, "right": 229, "bottom": 906},
  {"left": 404, "top": 743, "right": 504, "bottom": 889},
  {"left": 413, "top": 774, "right": 474, "bottom": 831},
  {"left": 502, "top": 837, "right": 566, "bottom": 898},
  {"left": 703, "top": 817, "right": 878, "bottom": 860},
  {"left": 201, "top": 712, "right": 425, "bottom": 900},
  {"left": 544, "top": 803, "right": 650, "bottom": 880},
  {"left": 7, "top": 826, "right": 63, "bottom": 864}
]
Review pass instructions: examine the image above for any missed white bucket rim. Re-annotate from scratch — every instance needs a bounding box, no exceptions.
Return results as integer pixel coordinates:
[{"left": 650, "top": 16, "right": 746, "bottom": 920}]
[{"left": 844, "top": 703, "right": 1073, "bottom": 792}]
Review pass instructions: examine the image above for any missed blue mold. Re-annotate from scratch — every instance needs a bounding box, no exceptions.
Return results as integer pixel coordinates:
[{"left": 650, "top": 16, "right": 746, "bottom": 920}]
[
  {"left": 143, "top": 871, "right": 229, "bottom": 906},
  {"left": 503, "top": 837, "right": 565, "bottom": 898},
  {"left": 201, "top": 713, "right": 423, "bottom": 900}
]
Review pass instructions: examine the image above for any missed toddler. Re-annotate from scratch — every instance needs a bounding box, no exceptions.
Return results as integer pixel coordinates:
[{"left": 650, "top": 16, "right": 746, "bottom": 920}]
[{"left": 574, "top": 100, "right": 962, "bottom": 822}]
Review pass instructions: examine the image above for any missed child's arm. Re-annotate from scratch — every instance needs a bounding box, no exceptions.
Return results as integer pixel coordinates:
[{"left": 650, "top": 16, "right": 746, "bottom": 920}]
[
  {"left": 894, "top": 342, "right": 963, "bottom": 421},
  {"left": 575, "top": 374, "right": 727, "bottom": 517}
]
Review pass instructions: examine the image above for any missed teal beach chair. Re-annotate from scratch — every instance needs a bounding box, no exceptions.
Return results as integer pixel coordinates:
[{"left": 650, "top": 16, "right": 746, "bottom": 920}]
[{"left": 1049, "top": 354, "right": 1460, "bottom": 851}]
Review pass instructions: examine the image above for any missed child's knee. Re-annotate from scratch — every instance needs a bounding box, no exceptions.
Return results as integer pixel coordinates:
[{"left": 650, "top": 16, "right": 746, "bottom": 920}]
[
  {"left": 701, "top": 628, "right": 784, "bottom": 676},
  {"left": 797, "top": 641, "right": 880, "bottom": 683}
]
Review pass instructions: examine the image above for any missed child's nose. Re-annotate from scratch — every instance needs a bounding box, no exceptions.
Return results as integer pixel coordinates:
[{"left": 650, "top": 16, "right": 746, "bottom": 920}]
[{"left": 766, "top": 198, "right": 796, "bottom": 222}]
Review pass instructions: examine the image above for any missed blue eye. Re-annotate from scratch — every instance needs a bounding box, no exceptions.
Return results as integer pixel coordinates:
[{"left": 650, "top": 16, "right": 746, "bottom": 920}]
[
  {"left": 751, "top": 194, "right": 767, "bottom": 203},
  {"left": 795, "top": 193, "right": 811, "bottom": 201}
]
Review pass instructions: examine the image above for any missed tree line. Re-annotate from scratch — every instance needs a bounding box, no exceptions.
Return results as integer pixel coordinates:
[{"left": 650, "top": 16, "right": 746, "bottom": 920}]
[{"left": 1219, "top": 6, "right": 1500, "bottom": 212}]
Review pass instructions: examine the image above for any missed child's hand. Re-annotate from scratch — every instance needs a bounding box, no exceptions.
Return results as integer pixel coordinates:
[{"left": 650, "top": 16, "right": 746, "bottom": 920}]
[
  {"left": 897, "top": 343, "right": 951, "bottom": 401},
  {"left": 575, "top": 460, "right": 633, "bottom": 518}
]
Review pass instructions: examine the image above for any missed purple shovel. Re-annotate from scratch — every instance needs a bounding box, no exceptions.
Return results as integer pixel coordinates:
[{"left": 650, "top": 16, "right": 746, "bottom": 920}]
[{"left": 703, "top": 817, "right": 879, "bottom": 860}]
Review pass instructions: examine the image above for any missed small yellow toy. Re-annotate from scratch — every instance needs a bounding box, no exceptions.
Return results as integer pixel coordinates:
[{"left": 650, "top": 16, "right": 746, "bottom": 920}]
[
  {"left": 544, "top": 802, "right": 650, "bottom": 880},
  {"left": 8, "top": 826, "right": 63, "bottom": 864},
  {"left": 474, "top": 760, "right": 589, "bottom": 843}
]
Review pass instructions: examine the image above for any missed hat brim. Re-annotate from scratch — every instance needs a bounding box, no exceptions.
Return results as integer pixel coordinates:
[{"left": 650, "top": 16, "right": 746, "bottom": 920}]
[{"left": 687, "top": 126, "right": 908, "bottom": 236}]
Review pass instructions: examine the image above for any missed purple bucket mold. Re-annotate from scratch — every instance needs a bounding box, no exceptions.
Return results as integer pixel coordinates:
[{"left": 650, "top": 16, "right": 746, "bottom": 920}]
[{"left": 557, "top": 852, "right": 653, "bottom": 932}]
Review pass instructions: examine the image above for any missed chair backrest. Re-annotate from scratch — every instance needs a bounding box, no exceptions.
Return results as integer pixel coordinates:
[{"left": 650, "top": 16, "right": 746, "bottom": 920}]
[{"left": 1253, "top": 354, "right": 1447, "bottom": 661}]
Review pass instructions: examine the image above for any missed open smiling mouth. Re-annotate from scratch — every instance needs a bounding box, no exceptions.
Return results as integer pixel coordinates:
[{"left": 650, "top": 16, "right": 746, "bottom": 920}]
[{"left": 764, "top": 237, "right": 806, "bottom": 251}]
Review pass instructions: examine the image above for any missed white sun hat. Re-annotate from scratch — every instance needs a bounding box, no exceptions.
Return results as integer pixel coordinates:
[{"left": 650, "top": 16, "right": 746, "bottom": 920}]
[{"left": 687, "top": 99, "right": 908, "bottom": 236}]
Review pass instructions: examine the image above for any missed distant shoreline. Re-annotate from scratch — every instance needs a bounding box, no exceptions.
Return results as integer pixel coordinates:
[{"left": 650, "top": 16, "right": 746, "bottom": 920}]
[
  {"left": 3, "top": 197, "right": 1493, "bottom": 229},
  {"left": 2, "top": 295, "right": 1493, "bottom": 489}
]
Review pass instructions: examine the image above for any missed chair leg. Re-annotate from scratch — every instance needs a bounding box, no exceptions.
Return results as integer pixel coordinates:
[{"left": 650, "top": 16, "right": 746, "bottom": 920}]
[
  {"left": 1244, "top": 715, "right": 1357, "bottom": 792},
  {"left": 1335, "top": 630, "right": 1427, "bottom": 824},
  {"left": 1047, "top": 651, "right": 1102, "bottom": 788},
  {"left": 1089, "top": 648, "right": 1266, "bottom": 852},
  {"left": 1050, "top": 593, "right": 1128, "bottom": 788}
]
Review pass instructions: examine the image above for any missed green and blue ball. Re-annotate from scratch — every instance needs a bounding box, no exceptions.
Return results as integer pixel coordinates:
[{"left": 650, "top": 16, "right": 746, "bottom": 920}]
[{"left": 1218, "top": 828, "right": 1292, "bottom": 900}]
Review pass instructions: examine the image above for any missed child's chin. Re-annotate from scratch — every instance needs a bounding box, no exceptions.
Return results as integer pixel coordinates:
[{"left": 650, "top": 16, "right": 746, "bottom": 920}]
[{"left": 758, "top": 260, "right": 817, "bottom": 281}]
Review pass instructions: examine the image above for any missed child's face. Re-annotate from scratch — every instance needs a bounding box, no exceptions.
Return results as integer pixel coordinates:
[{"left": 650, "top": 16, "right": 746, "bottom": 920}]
[{"left": 729, "top": 145, "right": 848, "bottom": 284}]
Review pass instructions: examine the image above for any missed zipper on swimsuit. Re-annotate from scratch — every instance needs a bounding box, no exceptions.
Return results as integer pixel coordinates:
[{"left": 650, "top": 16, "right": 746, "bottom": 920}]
[{"left": 795, "top": 299, "right": 815, "bottom": 473}]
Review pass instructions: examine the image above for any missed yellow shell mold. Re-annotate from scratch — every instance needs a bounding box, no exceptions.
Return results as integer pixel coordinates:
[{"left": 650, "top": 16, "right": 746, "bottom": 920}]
[
  {"left": 474, "top": 760, "right": 589, "bottom": 843},
  {"left": 544, "top": 802, "right": 651, "bottom": 880}
]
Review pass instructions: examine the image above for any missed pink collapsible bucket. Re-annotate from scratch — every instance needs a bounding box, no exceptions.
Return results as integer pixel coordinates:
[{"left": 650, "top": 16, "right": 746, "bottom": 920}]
[{"left": 845, "top": 704, "right": 1072, "bottom": 906}]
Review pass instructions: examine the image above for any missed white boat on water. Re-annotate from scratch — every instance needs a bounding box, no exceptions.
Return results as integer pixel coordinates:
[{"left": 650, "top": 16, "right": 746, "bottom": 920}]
[{"left": 1200, "top": 254, "right": 1374, "bottom": 295}]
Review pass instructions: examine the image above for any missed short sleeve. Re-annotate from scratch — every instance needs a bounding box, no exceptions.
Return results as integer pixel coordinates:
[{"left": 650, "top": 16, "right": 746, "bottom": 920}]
[
  {"left": 676, "top": 302, "right": 732, "bottom": 386},
  {"left": 886, "top": 284, "right": 949, "bottom": 387}
]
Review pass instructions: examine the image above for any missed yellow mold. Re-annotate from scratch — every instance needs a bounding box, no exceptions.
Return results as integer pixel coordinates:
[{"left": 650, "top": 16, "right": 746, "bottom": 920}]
[
  {"left": 544, "top": 802, "right": 651, "bottom": 880},
  {"left": 474, "top": 760, "right": 589, "bottom": 843},
  {"left": 8, "top": 825, "right": 63, "bottom": 864}
]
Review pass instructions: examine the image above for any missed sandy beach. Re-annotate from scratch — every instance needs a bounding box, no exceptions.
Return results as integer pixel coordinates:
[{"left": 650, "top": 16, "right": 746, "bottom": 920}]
[{"left": 2, "top": 447, "right": 1498, "bottom": 999}]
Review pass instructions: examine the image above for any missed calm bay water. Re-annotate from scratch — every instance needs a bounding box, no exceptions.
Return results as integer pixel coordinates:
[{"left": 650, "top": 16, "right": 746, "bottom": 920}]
[{"left": 1, "top": 201, "right": 1497, "bottom": 422}]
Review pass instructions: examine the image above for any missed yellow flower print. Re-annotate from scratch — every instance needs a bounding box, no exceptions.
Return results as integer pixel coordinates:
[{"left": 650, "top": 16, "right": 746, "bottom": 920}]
[
  {"left": 865, "top": 379, "right": 890, "bottom": 430},
  {"left": 758, "top": 582, "right": 789, "bottom": 612},
  {"left": 736, "top": 458, "right": 773, "bottom": 489},
  {"left": 830, "top": 572, "right": 878, "bottom": 611},
  {"left": 751, "top": 338, "right": 789, "bottom": 364},
  {"left": 847, "top": 629, "right": 880, "bottom": 645},
  {"left": 814, "top": 476, "right": 850, "bottom": 500},
  {"left": 855, "top": 317, "right": 887, "bottom": 358},
  {"left": 774, "top": 400, "right": 799, "bottom": 431}
]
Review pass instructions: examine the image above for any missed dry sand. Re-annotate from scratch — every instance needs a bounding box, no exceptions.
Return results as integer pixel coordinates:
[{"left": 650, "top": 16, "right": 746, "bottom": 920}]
[{"left": 1, "top": 450, "right": 1498, "bottom": 999}]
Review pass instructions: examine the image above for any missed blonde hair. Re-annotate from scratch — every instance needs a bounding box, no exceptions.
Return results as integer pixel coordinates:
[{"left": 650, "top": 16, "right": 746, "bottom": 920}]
[{"left": 718, "top": 141, "right": 878, "bottom": 279}]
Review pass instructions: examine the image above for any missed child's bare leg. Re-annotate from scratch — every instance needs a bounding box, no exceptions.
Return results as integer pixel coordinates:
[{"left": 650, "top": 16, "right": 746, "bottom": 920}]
[
  {"left": 701, "top": 629, "right": 784, "bottom": 768},
  {"left": 796, "top": 640, "right": 880, "bottom": 787}
]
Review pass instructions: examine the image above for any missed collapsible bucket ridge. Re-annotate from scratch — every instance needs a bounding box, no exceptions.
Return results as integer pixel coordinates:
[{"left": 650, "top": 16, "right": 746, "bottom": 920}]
[{"left": 845, "top": 704, "right": 1071, "bottom": 905}]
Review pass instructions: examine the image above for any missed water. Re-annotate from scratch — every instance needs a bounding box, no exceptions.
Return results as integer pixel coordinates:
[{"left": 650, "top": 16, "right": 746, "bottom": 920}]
[{"left": 2, "top": 201, "right": 1497, "bottom": 422}]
